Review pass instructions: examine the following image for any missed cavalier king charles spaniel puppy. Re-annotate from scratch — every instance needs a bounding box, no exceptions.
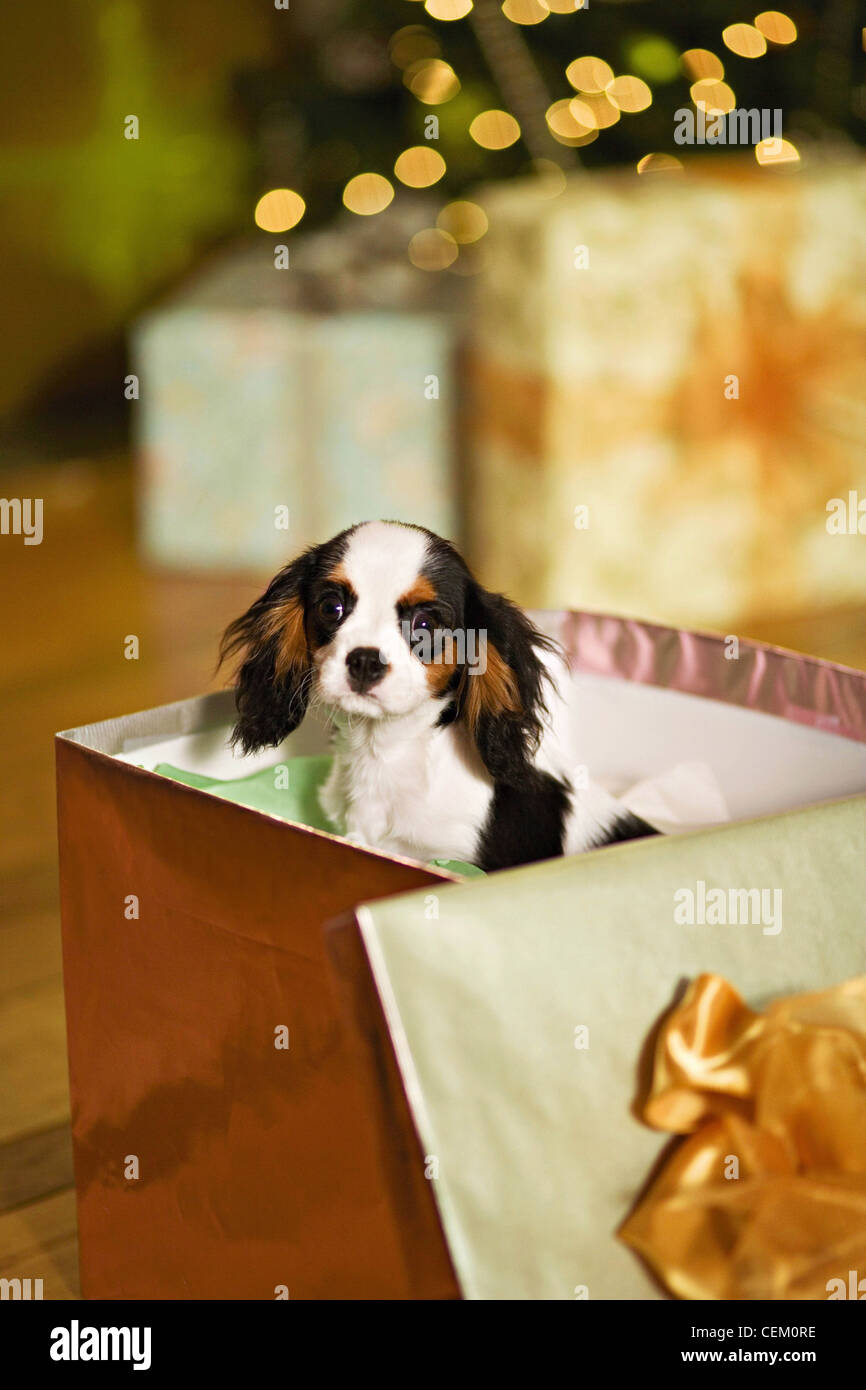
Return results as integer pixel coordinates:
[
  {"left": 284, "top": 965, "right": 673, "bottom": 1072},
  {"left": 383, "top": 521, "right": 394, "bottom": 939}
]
[{"left": 220, "top": 521, "right": 656, "bottom": 872}]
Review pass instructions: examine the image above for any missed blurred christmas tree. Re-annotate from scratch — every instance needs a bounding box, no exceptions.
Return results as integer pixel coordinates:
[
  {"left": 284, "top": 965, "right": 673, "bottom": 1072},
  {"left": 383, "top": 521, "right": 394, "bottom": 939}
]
[{"left": 235, "top": 0, "right": 864, "bottom": 247}]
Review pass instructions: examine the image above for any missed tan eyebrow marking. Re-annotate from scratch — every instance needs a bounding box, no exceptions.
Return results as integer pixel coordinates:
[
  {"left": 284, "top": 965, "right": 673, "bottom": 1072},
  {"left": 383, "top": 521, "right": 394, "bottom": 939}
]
[
  {"left": 324, "top": 565, "right": 357, "bottom": 597},
  {"left": 398, "top": 576, "right": 436, "bottom": 608}
]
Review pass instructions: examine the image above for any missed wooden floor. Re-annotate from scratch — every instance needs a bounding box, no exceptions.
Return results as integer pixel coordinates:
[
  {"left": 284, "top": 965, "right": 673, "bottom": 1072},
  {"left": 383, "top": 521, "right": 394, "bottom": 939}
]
[
  {"left": 0, "top": 455, "right": 263, "bottom": 1299},
  {"left": 1, "top": 453, "right": 865, "bottom": 1300}
]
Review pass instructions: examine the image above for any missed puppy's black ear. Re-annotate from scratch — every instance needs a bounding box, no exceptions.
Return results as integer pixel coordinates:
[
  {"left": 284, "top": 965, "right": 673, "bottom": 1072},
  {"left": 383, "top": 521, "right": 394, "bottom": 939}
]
[
  {"left": 458, "top": 582, "right": 557, "bottom": 785},
  {"left": 219, "top": 553, "right": 313, "bottom": 755}
]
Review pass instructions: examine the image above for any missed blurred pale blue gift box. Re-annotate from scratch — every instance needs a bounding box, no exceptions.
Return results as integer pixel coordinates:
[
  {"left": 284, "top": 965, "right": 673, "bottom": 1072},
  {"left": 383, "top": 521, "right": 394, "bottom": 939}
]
[{"left": 132, "top": 237, "right": 459, "bottom": 571}]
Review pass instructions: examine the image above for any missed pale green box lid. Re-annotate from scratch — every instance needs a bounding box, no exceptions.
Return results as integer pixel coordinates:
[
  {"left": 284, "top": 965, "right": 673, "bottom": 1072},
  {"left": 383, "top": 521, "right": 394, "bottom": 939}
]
[{"left": 357, "top": 794, "right": 866, "bottom": 1300}]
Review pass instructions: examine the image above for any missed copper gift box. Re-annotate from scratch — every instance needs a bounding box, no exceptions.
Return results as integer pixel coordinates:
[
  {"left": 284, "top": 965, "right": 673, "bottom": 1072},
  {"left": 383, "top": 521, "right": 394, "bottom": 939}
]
[{"left": 55, "top": 613, "right": 866, "bottom": 1299}]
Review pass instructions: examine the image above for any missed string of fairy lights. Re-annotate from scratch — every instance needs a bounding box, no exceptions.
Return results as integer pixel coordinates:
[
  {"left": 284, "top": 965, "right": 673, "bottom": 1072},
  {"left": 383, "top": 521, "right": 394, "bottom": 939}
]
[{"left": 253, "top": 5, "right": 801, "bottom": 273}]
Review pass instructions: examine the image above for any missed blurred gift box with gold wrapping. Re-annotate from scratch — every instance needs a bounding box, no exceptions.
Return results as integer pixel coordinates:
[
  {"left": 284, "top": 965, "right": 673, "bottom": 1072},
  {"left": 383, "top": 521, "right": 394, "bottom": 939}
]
[{"left": 465, "top": 159, "right": 866, "bottom": 626}]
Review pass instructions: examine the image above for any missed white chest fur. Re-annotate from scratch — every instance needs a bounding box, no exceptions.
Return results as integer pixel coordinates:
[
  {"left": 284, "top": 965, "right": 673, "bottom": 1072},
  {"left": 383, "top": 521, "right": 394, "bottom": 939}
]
[
  {"left": 319, "top": 708, "right": 493, "bottom": 865},
  {"left": 317, "top": 653, "right": 631, "bottom": 866}
]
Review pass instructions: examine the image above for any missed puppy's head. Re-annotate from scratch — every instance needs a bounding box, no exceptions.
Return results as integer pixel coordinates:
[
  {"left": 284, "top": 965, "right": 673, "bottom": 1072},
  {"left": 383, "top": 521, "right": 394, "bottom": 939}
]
[{"left": 220, "top": 520, "right": 555, "bottom": 782}]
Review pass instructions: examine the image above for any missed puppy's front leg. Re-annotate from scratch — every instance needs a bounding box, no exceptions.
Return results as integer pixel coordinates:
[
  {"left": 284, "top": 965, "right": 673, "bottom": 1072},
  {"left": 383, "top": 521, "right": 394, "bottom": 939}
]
[{"left": 319, "top": 749, "right": 348, "bottom": 835}]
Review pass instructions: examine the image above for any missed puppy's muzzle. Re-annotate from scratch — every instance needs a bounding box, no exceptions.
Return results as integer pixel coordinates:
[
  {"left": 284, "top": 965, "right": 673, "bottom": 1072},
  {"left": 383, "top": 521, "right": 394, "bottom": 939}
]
[{"left": 346, "top": 646, "right": 389, "bottom": 694}]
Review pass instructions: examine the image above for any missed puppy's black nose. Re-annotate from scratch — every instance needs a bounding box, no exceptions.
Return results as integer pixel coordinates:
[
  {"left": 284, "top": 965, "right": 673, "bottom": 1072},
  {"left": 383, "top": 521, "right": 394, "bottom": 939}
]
[{"left": 346, "top": 646, "right": 388, "bottom": 693}]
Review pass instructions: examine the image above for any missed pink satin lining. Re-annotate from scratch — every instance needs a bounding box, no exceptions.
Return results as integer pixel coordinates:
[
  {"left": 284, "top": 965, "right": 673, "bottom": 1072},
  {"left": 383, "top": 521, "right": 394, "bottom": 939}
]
[{"left": 554, "top": 611, "right": 866, "bottom": 744}]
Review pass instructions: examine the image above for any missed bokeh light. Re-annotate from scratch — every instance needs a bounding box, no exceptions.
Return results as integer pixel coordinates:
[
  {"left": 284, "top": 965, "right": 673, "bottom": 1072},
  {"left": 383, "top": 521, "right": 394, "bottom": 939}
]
[
  {"left": 606, "top": 75, "right": 653, "bottom": 113},
  {"left": 545, "top": 99, "right": 598, "bottom": 146},
  {"left": 424, "top": 0, "right": 472, "bottom": 18},
  {"left": 469, "top": 109, "right": 521, "bottom": 149},
  {"left": 394, "top": 145, "right": 447, "bottom": 187},
  {"left": 388, "top": 26, "right": 441, "bottom": 70},
  {"left": 502, "top": 0, "right": 550, "bottom": 24},
  {"left": 754, "top": 11, "right": 798, "bottom": 45},
  {"left": 436, "top": 199, "right": 489, "bottom": 243},
  {"left": 625, "top": 35, "right": 681, "bottom": 84},
  {"left": 529, "top": 157, "right": 568, "bottom": 196},
  {"left": 722, "top": 23, "right": 767, "bottom": 58},
  {"left": 404, "top": 58, "right": 461, "bottom": 103},
  {"left": 755, "top": 137, "right": 800, "bottom": 165},
  {"left": 253, "top": 188, "right": 306, "bottom": 232},
  {"left": 636, "top": 152, "right": 684, "bottom": 175},
  {"left": 681, "top": 49, "right": 725, "bottom": 81},
  {"left": 566, "top": 55, "right": 615, "bottom": 93},
  {"left": 546, "top": 0, "right": 587, "bottom": 10},
  {"left": 570, "top": 92, "right": 620, "bottom": 130},
  {"left": 342, "top": 172, "right": 395, "bottom": 215},
  {"left": 408, "top": 227, "right": 458, "bottom": 270},
  {"left": 690, "top": 79, "right": 736, "bottom": 115}
]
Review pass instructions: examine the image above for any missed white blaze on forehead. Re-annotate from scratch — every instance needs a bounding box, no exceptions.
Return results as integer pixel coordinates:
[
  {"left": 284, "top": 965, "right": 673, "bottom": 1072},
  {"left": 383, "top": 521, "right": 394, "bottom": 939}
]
[
  {"left": 341, "top": 522, "right": 428, "bottom": 611},
  {"left": 314, "top": 521, "right": 434, "bottom": 713}
]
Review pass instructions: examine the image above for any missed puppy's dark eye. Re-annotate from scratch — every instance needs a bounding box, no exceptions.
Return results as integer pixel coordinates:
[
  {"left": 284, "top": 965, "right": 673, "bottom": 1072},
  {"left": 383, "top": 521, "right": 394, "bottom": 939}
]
[
  {"left": 411, "top": 608, "right": 433, "bottom": 634},
  {"left": 318, "top": 594, "right": 344, "bottom": 624}
]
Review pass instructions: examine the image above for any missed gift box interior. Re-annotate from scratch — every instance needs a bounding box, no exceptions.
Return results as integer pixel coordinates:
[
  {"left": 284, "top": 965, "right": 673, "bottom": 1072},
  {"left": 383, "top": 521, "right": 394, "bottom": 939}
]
[
  {"left": 108, "top": 612, "right": 866, "bottom": 840},
  {"left": 56, "top": 613, "right": 866, "bottom": 1298}
]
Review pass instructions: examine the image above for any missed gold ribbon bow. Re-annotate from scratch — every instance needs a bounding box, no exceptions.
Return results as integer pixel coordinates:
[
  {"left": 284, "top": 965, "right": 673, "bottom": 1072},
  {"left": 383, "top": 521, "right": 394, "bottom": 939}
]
[{"left": 619, "top": 973, "right": 866, "bottom": 1300}]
